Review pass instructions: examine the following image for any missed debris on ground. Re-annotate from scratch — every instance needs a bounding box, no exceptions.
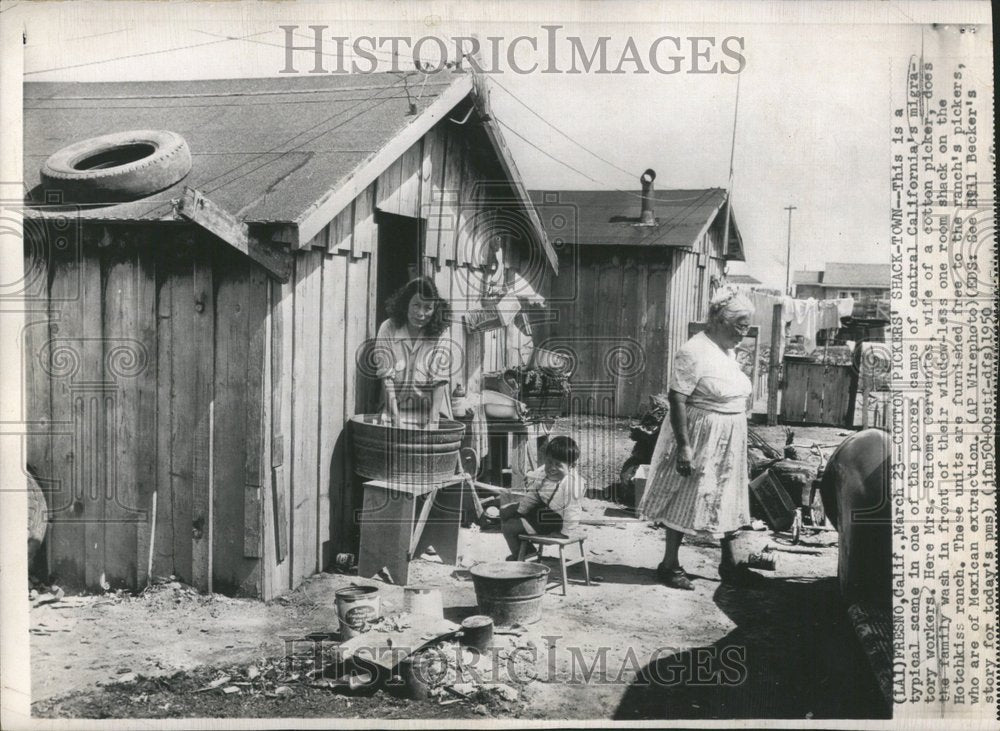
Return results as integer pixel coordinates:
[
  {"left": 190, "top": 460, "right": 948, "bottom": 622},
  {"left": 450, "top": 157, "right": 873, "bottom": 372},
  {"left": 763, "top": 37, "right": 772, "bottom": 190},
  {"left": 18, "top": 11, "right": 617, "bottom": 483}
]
[
  {"left": 77, "top": 609, "right": 534, "bottom": 719},
  {"left": 30, "top": 421, "right": 879, "bottom": 721}
]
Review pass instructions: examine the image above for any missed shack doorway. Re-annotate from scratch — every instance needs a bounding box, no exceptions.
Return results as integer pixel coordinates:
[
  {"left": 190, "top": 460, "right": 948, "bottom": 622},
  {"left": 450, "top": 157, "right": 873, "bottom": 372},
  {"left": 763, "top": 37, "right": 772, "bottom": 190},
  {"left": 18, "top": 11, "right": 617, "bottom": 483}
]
[{"left": 375, "top": 212, "right": 423, "bottom": 322}]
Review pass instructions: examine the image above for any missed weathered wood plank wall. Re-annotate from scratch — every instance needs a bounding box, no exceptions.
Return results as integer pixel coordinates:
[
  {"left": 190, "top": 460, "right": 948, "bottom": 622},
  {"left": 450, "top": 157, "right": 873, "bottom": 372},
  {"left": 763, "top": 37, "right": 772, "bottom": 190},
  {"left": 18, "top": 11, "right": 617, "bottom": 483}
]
[
  {"left": 661, "top": 211, "right": 729, "bottom": 403},
  {"left": 212, "top": 256, "right": 267, "bottom": 596},
  {"left": 545, "top": 247, "right": 672, "bottom": 418},
  {"left": 542, "top": 204, "right": 732, "bottom": 419},
  {"left": 781, "top": 361, "right": 854, "bottom": 426},
  {"left": 27, "top": 228, "right": 265, "bottom": 594}
]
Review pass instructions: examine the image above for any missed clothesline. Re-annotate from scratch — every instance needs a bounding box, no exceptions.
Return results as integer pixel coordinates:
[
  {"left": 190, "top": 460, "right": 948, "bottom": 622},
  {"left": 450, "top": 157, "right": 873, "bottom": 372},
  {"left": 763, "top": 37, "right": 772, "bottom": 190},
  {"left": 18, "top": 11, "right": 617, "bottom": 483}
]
[{"left": 748, "top": 292, "right": 854, "bottom": 354}]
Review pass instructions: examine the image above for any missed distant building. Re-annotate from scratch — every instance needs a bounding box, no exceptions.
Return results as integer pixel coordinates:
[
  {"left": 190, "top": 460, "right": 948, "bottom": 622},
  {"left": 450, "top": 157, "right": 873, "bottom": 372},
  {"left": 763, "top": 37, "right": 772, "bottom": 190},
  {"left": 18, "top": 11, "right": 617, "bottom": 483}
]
[
  {"left": 793, "top": 262, "right": 890, "bottom": 300},
  {"left": 726, "top": 273, "right": 762, "bottom": 293},
  {"left": 794, "top": 262, "right": 890, "bottom": 321}
]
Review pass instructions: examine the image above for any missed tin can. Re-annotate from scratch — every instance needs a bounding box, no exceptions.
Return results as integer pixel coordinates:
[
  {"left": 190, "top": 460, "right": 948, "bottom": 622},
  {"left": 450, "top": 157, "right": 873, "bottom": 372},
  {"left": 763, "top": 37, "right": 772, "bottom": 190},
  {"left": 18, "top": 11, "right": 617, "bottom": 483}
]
[
  {"left": 747, "top": 550, "right": 778, "bottom": 571},
  {"left": 335, "top": 585, "right": 381, "bottom": 639}
]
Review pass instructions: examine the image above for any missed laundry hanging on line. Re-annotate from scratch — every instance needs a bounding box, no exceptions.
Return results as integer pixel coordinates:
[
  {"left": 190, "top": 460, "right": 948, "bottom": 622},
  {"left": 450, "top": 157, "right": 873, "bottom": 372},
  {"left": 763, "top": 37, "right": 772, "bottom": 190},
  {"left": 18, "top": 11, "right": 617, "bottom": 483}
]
[
  {"left": 789, "top": 298, "right": 820, "bottom": 353},
  {"left": 745, "top": 292, "right": 855, "bottom": 353},
  {"left": 748, "top": 291, "right": 793, "bottom": 344},
  {"left": 818, "top": 300, "right": 842, "bottom": 330}
]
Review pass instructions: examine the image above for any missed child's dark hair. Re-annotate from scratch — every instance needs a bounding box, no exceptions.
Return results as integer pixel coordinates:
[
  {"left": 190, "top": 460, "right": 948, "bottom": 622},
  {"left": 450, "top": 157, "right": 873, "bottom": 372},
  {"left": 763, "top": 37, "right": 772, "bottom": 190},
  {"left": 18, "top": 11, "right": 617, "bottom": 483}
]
[
  {"left": 543, "top": 436, "right": 580, "bottom": 466},
  {"left": 385, "top": 276, "right": 451, "bottom": 337}
]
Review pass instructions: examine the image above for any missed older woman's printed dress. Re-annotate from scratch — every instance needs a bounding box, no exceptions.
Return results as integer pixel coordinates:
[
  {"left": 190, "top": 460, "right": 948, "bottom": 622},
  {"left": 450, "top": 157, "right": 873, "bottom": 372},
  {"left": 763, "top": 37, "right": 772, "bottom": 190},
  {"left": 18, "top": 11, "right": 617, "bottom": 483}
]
[{"left": 638, "top": 331, "right": 752, "bottom": 537}]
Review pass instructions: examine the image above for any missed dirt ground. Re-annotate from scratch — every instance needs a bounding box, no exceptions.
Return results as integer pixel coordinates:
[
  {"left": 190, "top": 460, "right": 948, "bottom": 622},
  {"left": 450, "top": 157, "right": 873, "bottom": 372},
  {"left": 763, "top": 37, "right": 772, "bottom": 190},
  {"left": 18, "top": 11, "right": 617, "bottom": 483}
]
[{"left": 29, "top": 420, "right": 888, "bottom": 721}]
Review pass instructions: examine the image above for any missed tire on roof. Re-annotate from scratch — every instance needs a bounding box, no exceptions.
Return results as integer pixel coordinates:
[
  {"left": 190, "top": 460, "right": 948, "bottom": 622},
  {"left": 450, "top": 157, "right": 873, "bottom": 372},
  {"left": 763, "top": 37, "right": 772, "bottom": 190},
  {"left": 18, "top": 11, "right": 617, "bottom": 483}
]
[{"left": 40, "top": 129, "right": 192, "bottom": 204}]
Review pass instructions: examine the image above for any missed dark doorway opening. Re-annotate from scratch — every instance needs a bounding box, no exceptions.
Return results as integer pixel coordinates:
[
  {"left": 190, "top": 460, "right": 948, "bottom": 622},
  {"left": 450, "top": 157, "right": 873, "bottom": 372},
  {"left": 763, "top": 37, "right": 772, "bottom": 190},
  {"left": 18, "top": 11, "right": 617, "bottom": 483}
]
[{"left": 375, "top": 212, "right": 423, "bottom": 323}]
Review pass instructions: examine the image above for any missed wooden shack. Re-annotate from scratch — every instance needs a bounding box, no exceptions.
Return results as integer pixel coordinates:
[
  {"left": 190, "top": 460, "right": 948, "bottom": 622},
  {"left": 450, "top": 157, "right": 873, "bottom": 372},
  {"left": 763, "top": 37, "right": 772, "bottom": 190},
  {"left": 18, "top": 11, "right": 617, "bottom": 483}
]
[
  {"left": 22, "top": 72, "right": 555, "bottom": 598},
  {"left": 528, "top": 184, "right": 746, "bottom": 417}
]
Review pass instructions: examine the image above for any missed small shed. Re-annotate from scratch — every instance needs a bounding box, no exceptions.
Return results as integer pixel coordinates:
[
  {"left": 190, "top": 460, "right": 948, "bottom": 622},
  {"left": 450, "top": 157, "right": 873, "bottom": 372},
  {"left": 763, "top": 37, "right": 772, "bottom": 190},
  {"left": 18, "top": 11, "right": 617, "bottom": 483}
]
[
  {"left": 529, "top": 178, "right": 746, "bottom": 417},
  {"left": 22, "top": 72, "right": 556, "bottom": 598}
]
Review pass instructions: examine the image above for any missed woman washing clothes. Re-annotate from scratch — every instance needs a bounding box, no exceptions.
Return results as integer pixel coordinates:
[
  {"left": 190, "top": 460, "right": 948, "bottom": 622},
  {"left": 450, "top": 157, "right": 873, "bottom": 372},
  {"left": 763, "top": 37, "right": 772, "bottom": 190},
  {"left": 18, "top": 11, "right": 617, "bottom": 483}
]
[
  {"left": 373, "top": 276, "right": 454, "bottom": 428},
  {"left": 638, "top": 289, "right": 762, "bottom": 590}
]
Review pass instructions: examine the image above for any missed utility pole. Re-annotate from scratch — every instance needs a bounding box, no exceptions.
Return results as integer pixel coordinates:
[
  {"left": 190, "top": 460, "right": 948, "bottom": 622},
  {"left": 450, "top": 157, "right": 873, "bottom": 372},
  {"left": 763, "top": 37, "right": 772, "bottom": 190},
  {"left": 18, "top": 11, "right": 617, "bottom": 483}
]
[{"left": 784, "top": 205, "right": 797, "bottom": 295}]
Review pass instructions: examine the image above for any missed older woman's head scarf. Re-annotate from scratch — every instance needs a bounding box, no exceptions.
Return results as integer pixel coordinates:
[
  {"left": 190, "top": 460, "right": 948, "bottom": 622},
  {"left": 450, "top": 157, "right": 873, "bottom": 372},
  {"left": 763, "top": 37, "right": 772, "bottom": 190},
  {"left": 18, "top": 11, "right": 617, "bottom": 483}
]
[{"left": 707, "top": 287, "right": 755, "bottom": 326}]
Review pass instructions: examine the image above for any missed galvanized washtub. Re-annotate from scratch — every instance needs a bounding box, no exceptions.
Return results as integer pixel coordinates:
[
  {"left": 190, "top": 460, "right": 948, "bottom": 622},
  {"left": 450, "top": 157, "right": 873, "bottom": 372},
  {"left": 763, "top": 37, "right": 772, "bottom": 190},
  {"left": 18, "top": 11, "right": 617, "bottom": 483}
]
[
  {"left": 470, "top": 561, "right": 550, "bottom": 626},
  {"left": 349, "top": 414, "right": 465, "bottom": 484}
]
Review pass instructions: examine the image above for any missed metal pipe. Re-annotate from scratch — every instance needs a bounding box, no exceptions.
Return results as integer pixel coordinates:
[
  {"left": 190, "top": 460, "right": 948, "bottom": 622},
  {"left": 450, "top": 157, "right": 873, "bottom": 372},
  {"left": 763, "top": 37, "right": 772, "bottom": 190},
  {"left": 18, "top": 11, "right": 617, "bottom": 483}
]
[{"left": 639, "top": 169, "right": 656, "bottom": 225}]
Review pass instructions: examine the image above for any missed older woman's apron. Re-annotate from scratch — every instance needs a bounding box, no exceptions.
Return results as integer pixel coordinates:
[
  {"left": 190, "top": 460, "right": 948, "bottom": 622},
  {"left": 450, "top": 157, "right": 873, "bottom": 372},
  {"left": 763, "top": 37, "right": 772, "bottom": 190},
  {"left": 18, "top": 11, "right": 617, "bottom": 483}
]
[{"left": 638, "top": 332, "right": 752, "bottom": 537}]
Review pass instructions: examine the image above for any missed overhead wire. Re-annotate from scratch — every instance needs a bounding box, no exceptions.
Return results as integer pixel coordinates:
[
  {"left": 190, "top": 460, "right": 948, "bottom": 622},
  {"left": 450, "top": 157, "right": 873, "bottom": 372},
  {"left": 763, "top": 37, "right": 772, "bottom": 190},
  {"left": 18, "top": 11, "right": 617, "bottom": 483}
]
[
  {"left": 495, "top": 117, "right": 718, "bottom": 239},
  {"left": 27, "top": 74, "right": 409, "bottom": 213},
  {"left": 488, "top": 76, "right": 639, "bottom": 183},
  {"left": 187, "top": 79, "right": 408, "bottom": 209},
  {"left": 24, "top": 29, "right": 274, "bottom": 76},
  {"left": 26, "top": 26, "right": 725, "bottom": 231},
  {"left": 277, "top": 29, "right": 718, "bottom": 208},
  {"left": 721, "top": 71, "right": 742, "bottom": 256},
  {"left": 495, "top": 118, "right": 621, "bottom": 189},
  {"left": 126, "top": 29, "right": 411, "bottom": 197}
]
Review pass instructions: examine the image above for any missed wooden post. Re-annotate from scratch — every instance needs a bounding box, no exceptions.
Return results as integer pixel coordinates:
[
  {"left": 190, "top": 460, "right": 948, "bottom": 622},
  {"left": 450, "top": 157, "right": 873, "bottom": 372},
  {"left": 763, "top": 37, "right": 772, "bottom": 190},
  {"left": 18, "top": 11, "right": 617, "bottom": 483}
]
[
  {"left": 845, "top": 341, "right": 861, "bottom": 428},
  {"left": 766, "top": 303, "right": 782, "bottom": 426}
]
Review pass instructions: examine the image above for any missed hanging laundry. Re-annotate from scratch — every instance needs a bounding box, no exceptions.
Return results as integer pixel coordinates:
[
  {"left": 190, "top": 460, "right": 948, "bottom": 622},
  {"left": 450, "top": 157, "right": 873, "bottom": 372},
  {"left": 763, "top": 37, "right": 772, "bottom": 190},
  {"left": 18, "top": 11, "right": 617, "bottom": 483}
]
[
  {"left": 835, "top": 296, "right": 855, "bottom": 318},
  {"left": 464, "top": 393, "right": 490, "bottom": 459},
  {"left": 818, "top": 300, "right": 842, "bottom": 330},
  {"left": 788, "top": 298, "right": 820, "bottom": 353},
  {"left": 749, "top": 291, "right": 791, "bottom": 344},
  {"left": 496, "top": 289, "right": 520, "bottom": 327}
]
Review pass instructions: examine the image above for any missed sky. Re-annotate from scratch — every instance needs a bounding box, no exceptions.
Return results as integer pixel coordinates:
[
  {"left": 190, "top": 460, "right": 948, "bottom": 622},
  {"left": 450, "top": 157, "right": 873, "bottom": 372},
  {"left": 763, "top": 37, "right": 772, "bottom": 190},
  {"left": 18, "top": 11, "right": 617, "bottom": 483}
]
[{"left": 9, "top": 1, "right": 993, "bottom": 289}]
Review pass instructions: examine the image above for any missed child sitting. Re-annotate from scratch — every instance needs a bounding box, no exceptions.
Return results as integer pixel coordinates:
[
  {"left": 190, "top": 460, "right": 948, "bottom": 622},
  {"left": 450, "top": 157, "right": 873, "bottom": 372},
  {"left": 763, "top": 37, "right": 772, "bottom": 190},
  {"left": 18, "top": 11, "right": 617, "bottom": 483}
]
[{"left": 500, "top": 436, "right": 585, "bottom": 559}]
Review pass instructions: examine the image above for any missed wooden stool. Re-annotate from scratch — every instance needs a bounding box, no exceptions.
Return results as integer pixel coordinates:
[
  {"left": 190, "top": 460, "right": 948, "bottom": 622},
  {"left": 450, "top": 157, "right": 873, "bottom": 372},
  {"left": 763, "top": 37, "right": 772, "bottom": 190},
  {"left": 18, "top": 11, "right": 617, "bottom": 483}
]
[{"left": 517, "top": 534, "right": 591, "bottom": 595}]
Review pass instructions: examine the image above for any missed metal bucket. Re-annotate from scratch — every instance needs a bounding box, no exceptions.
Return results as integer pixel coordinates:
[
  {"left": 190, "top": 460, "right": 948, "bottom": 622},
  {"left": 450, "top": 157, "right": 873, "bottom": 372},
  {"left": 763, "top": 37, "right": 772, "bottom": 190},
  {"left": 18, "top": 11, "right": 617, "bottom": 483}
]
[
  {"left": 335, "top": 584, "right": 381, "bottom": 639},
  {"left": 470, "top": 561, "right": 550, "bottom": 626},
  {"left": 350, "top": 414, "right": 465, "bottom": 484}
]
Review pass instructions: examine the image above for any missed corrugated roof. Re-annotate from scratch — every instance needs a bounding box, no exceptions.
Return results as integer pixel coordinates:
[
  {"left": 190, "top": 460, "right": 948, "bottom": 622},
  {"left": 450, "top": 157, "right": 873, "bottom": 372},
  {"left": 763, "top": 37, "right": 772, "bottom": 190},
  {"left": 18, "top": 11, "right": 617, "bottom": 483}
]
[
  {"left": 23, "top": 74, "right": 456, "bottom": 223},
  {"left": 821, "top": 262, "right": 891, "bottom": 288},
  {"left": 728, "top": 273, "right": 761, "bottom": 284},
  {"left": 527, "top": 188, "right": 735, "bottom": 250}
]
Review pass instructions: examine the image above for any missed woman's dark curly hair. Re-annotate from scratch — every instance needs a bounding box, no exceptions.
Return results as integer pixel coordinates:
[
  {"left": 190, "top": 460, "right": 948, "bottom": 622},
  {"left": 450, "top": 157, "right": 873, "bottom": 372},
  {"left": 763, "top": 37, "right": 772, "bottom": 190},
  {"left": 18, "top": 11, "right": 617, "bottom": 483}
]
[{"left": 385, "top": 276, "right": 451, "bottom": 337}]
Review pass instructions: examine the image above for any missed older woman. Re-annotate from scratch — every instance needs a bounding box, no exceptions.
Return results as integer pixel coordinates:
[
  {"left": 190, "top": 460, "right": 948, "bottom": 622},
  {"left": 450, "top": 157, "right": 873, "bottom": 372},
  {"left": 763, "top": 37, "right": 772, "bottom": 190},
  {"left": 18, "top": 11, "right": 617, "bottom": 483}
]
[
  {"left": 638, "top": 289, "right": 760, "bottom": 589},
  {"left": 374, "top": 276, "right": 454, "bottom": 428}
]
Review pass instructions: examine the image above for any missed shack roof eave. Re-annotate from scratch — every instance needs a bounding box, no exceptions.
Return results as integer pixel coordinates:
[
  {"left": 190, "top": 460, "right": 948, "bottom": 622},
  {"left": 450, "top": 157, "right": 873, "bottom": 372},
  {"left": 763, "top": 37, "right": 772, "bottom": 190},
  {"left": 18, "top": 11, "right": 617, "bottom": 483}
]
[
  {"left": 468, "top": 75, "right": 557, "bottom": 274},
  {"left": 24, "top": 73, "right": 454, "bottom": 225},
  {"left": 290, "top": 74, "right": 474, "bottom": 247},
  {"left": 24, "top": 72, "right": 557, "bottom": 272},
  {"left": 526, "top": 188, "right": 744, "bottom": 262}
]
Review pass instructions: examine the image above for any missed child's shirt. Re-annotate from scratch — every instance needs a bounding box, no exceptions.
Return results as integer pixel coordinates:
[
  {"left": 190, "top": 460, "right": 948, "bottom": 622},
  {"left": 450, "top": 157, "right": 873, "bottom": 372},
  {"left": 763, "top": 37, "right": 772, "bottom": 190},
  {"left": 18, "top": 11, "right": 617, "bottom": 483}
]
[{"left": 516, "top": 467, "right": 585, "bottom": 531}]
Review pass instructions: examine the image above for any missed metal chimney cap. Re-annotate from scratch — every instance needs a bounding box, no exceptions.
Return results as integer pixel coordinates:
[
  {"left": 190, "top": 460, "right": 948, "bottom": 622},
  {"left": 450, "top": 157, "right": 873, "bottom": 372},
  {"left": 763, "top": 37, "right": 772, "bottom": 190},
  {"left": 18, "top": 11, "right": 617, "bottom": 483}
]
[{"left": 641, "top": 169, "right": 656, "bottom": 183}]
